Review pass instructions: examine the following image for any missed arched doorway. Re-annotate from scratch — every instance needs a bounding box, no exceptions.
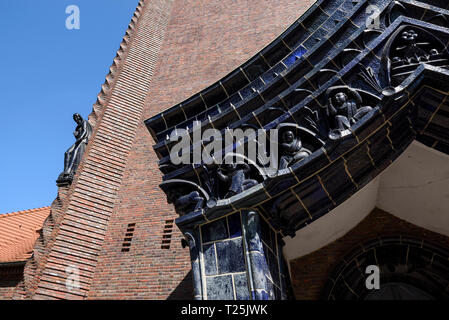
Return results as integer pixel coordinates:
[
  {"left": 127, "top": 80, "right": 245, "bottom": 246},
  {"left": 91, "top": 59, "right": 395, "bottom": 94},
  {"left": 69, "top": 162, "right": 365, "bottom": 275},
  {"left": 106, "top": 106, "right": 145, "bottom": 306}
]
[{"left": 323, "top": 237, "right": 449, "bottom": 300}]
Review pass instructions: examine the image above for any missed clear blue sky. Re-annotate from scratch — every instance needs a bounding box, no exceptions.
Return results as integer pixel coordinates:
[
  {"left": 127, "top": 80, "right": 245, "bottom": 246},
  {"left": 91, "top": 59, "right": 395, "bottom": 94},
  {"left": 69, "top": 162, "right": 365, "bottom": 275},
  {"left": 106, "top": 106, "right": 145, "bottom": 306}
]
[{"left": 0, "top": 0, "right": 139, "bottom": 214}]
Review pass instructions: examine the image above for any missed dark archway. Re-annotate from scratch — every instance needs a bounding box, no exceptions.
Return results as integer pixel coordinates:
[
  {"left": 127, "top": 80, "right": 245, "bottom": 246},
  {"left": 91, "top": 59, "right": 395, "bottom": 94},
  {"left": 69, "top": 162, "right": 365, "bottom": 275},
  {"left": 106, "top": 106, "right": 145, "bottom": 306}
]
[{"left": 323, "top": 237, "right": 449, "bottom": 300}]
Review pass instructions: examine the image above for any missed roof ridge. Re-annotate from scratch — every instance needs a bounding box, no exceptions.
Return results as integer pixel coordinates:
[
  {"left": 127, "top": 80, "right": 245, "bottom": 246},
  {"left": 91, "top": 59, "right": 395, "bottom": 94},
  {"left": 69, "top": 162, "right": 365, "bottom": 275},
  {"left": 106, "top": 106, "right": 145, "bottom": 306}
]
[{"left": 0, "top": 206, "right": 51, "bottom": 219}]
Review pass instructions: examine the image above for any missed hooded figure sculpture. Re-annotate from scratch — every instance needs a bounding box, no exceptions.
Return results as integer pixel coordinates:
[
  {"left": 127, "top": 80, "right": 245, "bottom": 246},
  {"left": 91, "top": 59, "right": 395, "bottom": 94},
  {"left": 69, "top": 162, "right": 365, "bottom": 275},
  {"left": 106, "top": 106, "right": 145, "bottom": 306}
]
[{"left": 56, "top": 113, "right": 92, "bottom": 186}]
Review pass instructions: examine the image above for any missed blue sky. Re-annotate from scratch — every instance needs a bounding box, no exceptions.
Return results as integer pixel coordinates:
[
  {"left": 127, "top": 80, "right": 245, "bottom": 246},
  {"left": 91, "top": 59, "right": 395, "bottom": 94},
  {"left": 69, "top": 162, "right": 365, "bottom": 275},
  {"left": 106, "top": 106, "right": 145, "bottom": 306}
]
[{"left": 0, "top": 0, "right": 139, "bottom": 214}]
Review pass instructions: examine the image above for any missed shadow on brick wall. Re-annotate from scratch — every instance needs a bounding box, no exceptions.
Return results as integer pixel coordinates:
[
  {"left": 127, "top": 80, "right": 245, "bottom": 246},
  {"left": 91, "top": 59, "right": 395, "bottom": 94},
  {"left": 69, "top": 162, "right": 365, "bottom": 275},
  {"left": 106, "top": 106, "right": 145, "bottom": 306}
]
[{"left": 167, "top": 270, "right": 194, "bottom": 300}]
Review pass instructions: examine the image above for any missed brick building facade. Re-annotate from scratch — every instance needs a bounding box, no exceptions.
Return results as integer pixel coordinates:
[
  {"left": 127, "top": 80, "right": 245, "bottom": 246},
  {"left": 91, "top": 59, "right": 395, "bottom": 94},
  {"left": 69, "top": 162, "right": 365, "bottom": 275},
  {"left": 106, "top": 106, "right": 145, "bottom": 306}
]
[
  {"left": 1, "top": 0, "right": 449, "bottom": 300},
  {"left": 2, "top": 0, "right": 315, "bottom": 300}
]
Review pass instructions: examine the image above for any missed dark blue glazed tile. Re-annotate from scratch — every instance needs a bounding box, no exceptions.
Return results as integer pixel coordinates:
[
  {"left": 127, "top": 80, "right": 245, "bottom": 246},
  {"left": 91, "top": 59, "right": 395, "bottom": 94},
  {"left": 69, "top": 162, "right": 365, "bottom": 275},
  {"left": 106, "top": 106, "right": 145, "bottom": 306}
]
[
  {"left": 260, "top": 290, "right": 271, "bottom": 300},
  {"left": 265, "top": 171, "right": 299, "bottom": 198},
  {"left": 267, "top": 250, "right": 280, "bottom": 287},
  {"left": 264, "top": 41, "right": 291, "bottom": 67},
  {"left": 350, "top": 108, "right": 385, "bottom": 142},
  {"left": 261, "top": 76, "right": 290, "bottom": 102},
  {"left": 238, "top": 95, "right": 264, "bottom": 118},
  {"left": 242, "top": 211, "right": 264, "bottom": 253},
  {"left": 303, "top": 28, "right": 328, "bottom": 52},
  {"left": 202, "top": 84, "right": 228, "bottom": 108},
  {"left": 284, "top": 59, "right": 314, "bottom": 86},
  {"left": 201, "top": 218, "right": 229, "bottom": 243},
  {"left": 246, "top": 226, "right": 263, "bottom": 254},
  {"left": 239, "top": 85, "right": 258, "bottom": 101},
  {"left": 234, "top": 273, "right": 250, "bottom": 300},
  {"left": 262, "top": 190, "right": 309, "bottom": 234},
  {"left": 274, "top": 286, "right": 281, "bottom": 300},
  {"left": 322, "top": 9, "right": 345, "bottom": 31},
  {"left": 260, "top": 218, "right": 272, "bottom": 250},
  {"left": 293, "top": 175, "right": 335, "bottom": 218},
  {"left": 270, "top": 228, "right": 277, "bottom": 253},
  {"left": 243, "top": 58, "right": 270, "bottom": 81},
  {"left": 222, "top": 70, "right": 250, "bottom": 96},
  {"left": 251, "top": 77, "right": 266, "bottom": 91},
  {"left": 320, "top": 0, "right": 345, "bottom": 15},
  {"left": 203, "top": 244, "right": 218, "bottom": 276},
  {"left": 367, "top": 127, "right": 396, "bottom": 168},
  {"left": 251, "top": 251, "right": 270, "bottom": 290},
  {"left": 318, "top": 158, "right": 358, "bottom": 205},
  {"left": 283, "top": 23, "right": 308, "bottom": 49},
  {"left": 290, "top": 149, "right": 330, "bottom": 182},
  {"left": 302, "top": 4, "right": 329, "bottom": 31},
  {"left": 216, "top": 238, "right": 245, "bottom": 274},
  {"left": 175, "top": 210, "right": 206, "bottom": 229},
  {"left": 283, "top": 46, "right": 307, "bottom": 67},
  {"left": 251, "top": 291, "right": 257, "bottom": 300},
  {"left": 227, "top": 213, "right": 242, "bottom": 238},
  {"left": 228, "top": 92, "right": 242, "bottom": 105},
  {"left": 206, "top": 275, "right": 234, "bottom": 300},
  {"left": 388, "top": 112, "right": 415, "bottom": 151},
  {"left": 262, "top": 243, "right": 270, "bottom": 261},
  {"left": 343, "top": 142, "right": 375, "bottom": 186},
  {"left": 261, "top": 63, "right": 286, "bottom": 85},
  {"left": 207, "top": 105, "right": 221, "bottom": 119},
  {"left": 351, "top": 8, "right": 369, "bottom": 28},
  {"left": 415, "top": 90, "right": 446, "bottom": 129},
  {"left": 341, "top": 0, "right": 360, "bottom": 12}
]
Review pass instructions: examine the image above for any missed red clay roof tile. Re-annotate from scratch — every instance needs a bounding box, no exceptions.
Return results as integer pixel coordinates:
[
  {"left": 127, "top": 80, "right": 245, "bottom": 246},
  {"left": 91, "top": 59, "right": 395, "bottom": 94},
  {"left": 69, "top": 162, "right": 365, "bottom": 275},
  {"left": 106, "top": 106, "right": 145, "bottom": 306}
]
[{"left": 0, "top": 207, "right": 50, "bottom": 263}]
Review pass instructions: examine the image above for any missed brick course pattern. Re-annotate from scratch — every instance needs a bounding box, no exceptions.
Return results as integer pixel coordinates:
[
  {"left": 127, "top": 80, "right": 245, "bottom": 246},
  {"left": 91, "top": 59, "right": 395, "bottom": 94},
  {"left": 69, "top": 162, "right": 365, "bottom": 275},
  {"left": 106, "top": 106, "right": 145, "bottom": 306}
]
[
  {"left": 16, "top": 0, "right": 175, "bottom": 300},
  {"left": 17, "top": 0, "right": 315, "bottom": 299},
  {"left": 89, "top": 0, "right": 315, "bottom": 300},
  {"left": 289, "top": 208, "right": 449, "bottom": 300}
]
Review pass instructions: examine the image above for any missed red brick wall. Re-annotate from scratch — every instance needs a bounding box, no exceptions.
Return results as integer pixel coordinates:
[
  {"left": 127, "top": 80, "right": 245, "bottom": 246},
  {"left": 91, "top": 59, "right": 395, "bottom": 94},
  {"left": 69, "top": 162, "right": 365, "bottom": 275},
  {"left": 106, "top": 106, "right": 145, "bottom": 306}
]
[
  {"left": 0, "top": 264, "right": 24, "bottom": 299},
  {"left": 87, "top": 0, "right": 315, "bottom": 299},
  {"left": 16, "top": 0, "right": 316, "bottom": 299},
  {"left": 21, "top": 0, "right": 176, "bottom": 300},
  {"left": 141, "top": 0, "right": 316, "bottom": 112},
  {"left": 290, "top": 208, "right": 449, "bottom": 300}
]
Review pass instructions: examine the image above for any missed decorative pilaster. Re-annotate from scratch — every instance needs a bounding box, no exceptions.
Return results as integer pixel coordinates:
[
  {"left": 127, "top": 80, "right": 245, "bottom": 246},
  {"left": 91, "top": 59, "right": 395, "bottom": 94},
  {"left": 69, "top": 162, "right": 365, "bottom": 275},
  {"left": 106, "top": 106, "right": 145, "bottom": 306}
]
[
  {"left": 241, "top": 210, "right": 288, "bottom": 300},
  {"left": 183, "top": 230, "right": 203, "bottom": 300},
  {"left": 178, "top": 209, "right": 290, "bottom": 300}
]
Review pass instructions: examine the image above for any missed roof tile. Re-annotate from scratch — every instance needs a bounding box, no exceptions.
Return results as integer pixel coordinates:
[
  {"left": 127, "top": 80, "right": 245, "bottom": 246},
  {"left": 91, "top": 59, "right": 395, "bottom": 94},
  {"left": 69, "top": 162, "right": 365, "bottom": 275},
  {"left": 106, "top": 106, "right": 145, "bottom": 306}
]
[{"left": 0, "top": 207, "right": 50, "bottom": 263}]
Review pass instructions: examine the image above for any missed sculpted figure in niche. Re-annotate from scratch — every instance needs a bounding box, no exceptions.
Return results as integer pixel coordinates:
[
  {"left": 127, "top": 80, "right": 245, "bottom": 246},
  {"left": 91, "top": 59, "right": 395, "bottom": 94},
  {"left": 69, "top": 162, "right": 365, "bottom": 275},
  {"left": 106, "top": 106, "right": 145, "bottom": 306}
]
[
  {"left": 278, "top": 130, "right": 311, "bottom": 170},
  {"left": 160, "top": 179, "right": 210, "bottom": 216},
  {"left": 384, "top": 26, "right": 449, "bottom": 86},
  {"left": 169, "top": 190, "right": 205, "bottom": 216},
  {"left": 217, "top": 163, "right": 258, "bottom": 198},
  {"left": 325, "top": 87, "right": 372, "bottom": 134},
  {"left": 392, "top": 29, "right": 437, "bottom": 64},
  {"left": 57, "top": 113, "right": 92, "bottom": 185}
]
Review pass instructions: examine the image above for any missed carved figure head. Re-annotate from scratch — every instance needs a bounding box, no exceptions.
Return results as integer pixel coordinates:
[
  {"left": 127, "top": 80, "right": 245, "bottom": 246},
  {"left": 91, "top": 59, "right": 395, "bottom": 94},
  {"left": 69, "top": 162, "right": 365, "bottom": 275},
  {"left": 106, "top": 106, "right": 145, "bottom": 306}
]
[
  {"left": 282, "top": 130, "right": 295, "bottom": 143},
  {"left": 166, "top": 190, "right": 179, "bottom": 204},
  {"left": 73, "top": 113, "right": 83, "bottom": 124},
  {"left": 335, "top": 92, "right": 348, "bottom": 105},
  {"left": 221, "top": 163, "right": 237, "bottom": 172}
]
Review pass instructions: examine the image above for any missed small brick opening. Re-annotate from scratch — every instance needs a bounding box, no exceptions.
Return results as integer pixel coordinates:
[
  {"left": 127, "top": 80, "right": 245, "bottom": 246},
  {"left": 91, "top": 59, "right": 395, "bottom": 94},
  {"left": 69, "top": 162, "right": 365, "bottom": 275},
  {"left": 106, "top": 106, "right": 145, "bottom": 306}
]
[
  {"left": 121, "top": 223, "right": 136, "bottom": 252},
  {"left": 161, "top": 220, "right": 174, "bottom": 249}
]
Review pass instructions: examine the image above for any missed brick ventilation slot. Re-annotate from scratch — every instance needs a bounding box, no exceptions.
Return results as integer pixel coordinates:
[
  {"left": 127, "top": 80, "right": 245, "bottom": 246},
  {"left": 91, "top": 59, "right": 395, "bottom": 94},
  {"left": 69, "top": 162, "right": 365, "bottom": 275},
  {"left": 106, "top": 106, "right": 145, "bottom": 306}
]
[
  {"left": 121, "top": 223, "right": 136, "bottom": 252},
  {"left": 161, "top": 220, "right": 174, "bottom": 249}
]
